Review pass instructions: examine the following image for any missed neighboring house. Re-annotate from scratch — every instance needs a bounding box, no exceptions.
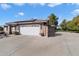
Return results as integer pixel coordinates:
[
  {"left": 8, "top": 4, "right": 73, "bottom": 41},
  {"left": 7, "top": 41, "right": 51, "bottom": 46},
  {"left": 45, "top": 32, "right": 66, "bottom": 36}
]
[{"left": 4, "top": 19, "right": 55, "bottom": 37}]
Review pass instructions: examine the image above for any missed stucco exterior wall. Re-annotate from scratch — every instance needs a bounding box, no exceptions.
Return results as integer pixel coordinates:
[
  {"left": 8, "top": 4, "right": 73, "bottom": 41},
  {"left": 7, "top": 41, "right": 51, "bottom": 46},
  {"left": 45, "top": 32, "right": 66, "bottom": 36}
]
[
  {"left": 4, "top": 24, "right": 55, "bottom": 37},
  {"left": 48, "top": 25, "right": 55, "bottom": 37}
]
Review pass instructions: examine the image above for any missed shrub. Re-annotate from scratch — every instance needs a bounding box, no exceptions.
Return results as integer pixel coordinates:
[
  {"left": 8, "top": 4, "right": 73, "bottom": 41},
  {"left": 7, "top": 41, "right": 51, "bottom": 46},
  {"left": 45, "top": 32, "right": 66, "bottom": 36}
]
[
  {"left": 40, "top": 33, "right": 44, "bottom": 36},
  {"left": 13, "top": 31, "right": 20, "bottom": 35},
  {"left": 0, "top": 26, "right": 3, "bottom": 31}
]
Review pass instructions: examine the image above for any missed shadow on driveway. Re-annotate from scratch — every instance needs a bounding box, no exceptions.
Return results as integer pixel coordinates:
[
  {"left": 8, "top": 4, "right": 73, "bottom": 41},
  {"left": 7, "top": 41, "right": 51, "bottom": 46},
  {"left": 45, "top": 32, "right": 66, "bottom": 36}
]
[
  {"left": 48, "top": 32, "right": 62, "bottom": 37},
  {"left": 55, "top": 33, "right": 62, "bottom": 37}
]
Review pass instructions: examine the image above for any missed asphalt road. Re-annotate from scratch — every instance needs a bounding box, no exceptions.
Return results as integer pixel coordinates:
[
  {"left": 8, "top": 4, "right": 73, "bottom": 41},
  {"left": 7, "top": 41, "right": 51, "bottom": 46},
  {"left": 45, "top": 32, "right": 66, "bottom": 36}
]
[{"left": 0, "top": 32, "right": 79, "bottom": 56}]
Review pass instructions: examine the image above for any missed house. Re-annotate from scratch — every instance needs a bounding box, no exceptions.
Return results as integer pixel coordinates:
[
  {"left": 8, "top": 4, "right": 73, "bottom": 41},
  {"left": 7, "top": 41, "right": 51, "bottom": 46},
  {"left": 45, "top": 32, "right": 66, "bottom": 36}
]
[{"left": 4, "top": 19, "right": 55, "bottom": 37}]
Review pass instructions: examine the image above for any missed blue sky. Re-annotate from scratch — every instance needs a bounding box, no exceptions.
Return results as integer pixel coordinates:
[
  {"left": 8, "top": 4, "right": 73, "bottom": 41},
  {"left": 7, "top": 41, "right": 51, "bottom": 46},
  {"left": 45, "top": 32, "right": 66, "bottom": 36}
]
[{"left": 0, "top": 3, "right": 79, "bottom": 25}]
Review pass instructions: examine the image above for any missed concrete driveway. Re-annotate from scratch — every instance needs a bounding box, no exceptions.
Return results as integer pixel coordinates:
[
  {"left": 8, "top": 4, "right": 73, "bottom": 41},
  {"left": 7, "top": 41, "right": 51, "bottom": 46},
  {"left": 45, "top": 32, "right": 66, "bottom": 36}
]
[{"left": 0, "top": 32, "right": 79, "bottom": 56}]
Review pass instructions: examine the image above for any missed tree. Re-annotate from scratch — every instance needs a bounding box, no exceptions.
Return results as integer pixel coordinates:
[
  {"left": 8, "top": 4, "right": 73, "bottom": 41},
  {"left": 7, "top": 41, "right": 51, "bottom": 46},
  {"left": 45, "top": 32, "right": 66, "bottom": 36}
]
[
  {"left": 60, "top": 19, "right": 67, "bottom": 31},
  {"left": 48, "top": 13, "right": 58, "bottom": 26},
  {"left": 48, "top": 13, "right": 58, "bottom": 32},
  {"left": 60, "top": 16, "right": 79, "bottom": 32},
  {"left": 66, "top": 21, "right": 76, "bottom": 31},
  {"left": 72, "top": 15, "right": 79, "bottom": 26},
  {"left": 72, "top": 16, "right": 79, "bottom": 32},
  {"left": 0, "top": 26, "right": 3, "bottom": 31}
]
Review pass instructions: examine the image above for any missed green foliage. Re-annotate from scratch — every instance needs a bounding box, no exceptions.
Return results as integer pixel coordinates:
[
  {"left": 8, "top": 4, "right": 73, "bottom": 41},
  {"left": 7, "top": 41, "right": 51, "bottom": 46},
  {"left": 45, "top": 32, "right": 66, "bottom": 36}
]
[
  {"left": 66, "top": 21, "right": 75, "bottom": 31},
  {"left": 60, "top": 15, "right": 79, "bottom": 32},
  {"left": 48, "top": 13, "right": 58, "bottom": 26},
  {"left": 60, "top": 19, "right": 67, "bottom": 31},
  {"left": 72, "top": 15, "right": 79, "bottom": 26},
  {"left": 0, "top": 26, "right": 3, "bottom": 31}
]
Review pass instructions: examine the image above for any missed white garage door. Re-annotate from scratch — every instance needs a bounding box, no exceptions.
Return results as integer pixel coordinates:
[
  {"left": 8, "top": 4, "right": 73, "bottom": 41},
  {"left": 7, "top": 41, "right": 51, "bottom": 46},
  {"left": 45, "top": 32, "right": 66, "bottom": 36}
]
[{"left": 20, "top": 27, "right": 40, "bottom": 36}]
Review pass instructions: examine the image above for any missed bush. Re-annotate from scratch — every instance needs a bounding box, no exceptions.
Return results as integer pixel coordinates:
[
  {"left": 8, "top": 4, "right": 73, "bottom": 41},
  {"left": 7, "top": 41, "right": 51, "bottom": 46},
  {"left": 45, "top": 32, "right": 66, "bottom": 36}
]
[
  {"left": 40, "top": 33, "right": 44, "bottom": 36},
  {"left": 0, "top": 26, "right": 3, "bottom": 31},
  {"left": 13, "top": 31, "right": 20, "bottom": 35}
]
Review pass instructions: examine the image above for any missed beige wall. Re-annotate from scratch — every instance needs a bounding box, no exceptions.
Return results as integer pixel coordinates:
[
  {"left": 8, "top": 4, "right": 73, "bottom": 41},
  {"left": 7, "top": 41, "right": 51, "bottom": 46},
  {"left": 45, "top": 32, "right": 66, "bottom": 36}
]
[
  {"left": 40, "top": 24, "right": 48, "bottom": 37},
  {"left": 4, "top": 24, "right": 56, "bottom": 37},
  {"left": 4, "top": 26, "right": 8, "bottom": 34},
  {"left": 40, "top": 25, "right": 55, "bottom": 37}
]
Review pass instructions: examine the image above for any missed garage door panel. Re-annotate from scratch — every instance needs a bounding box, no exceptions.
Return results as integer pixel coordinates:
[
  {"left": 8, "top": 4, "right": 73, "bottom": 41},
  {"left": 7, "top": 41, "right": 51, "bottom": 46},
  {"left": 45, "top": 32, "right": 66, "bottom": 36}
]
[{"left": 20, "top": 27, "right": 40, "bottom": 36}]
